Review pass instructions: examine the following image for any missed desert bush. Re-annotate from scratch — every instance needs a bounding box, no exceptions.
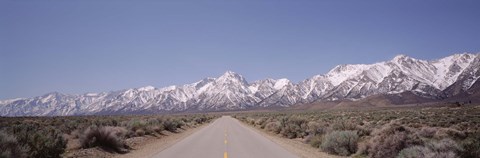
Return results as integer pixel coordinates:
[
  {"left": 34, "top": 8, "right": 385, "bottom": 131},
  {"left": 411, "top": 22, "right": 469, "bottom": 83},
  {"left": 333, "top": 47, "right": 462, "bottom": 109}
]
[
  {"left": 426, "top": 138, "right": 462, "bottom": 155},
  {"left": 163, "top": 119, "right": 179, "bottom": 132},
  {"left": 147, "top": 125, "right": 164, "bottom": 134},
  {"left": 265, "top": 121, "right": 281, "bottom": 134},
  {"left": 194, "top": 116, "right": 207, "bottom": 124},
  {"left": 321, "top": 130, "right": 359, "bottom": 156},
  {"left": 177, "top": 119, "right": 185, "bottom": 128},
  {"left": 0, "top": 131, "right": 28, "bottom": 158},
  {"left": 70, "top": 129, "right": 82, "bottom": 139},
  {"left": 397, "top": 146, "right": 429, "bottom": 158},
  {"left": 281, "top": 123, "right": 299, "bottom": 138},
  {"left": 254, "top": 117, "right": 268, "bottom": 128},
  {"left": 307, "top": 121, "right": 328, "bottom": 136},
  {"left": 332, "top": 120, "right": 357, "bottom": 131},
  {"left": 365, "top": 123, "right": 422, "bottom": 158},
  {"left": 127, "top": 120, "right": 147, "bottom": 132},
  {"left": 80, "top": 126, "right": 128, "bottom": 153},
  {"left": 279, "top": 116, "right": 308, "bottom": 139},
  {"left": 434, "top": 128, "right": 466, "bottom": 140},
  {"left": 246, "top": 117, "right": 256, "bottom": 125},
  {"left": 305, "top": 134, "right": 323, "bottom": 148},
  {"left": 398, "top": 139, "right": 462, "bottom": 158},
  {"left": 460, "top": 132, "right": 480, "bottom": 158},
  {"left": 417, "top": 126, "right": 437, "bottom": 138},
  {"left": 135, "top": 129, "right": 145, "bottom": 136},
  {"left": 10, "top": 124, "right": 66, "bottom": 158}
]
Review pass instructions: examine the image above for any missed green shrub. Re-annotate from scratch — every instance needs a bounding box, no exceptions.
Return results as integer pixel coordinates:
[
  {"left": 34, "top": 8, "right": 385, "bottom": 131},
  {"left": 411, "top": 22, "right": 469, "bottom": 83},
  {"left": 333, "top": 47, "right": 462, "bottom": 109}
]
[
  {"left": 10, "top": 124, "right": 66, "bottom": 158},
  {"left": 321, "top": 130, "right": 359, "bottom": 156}
]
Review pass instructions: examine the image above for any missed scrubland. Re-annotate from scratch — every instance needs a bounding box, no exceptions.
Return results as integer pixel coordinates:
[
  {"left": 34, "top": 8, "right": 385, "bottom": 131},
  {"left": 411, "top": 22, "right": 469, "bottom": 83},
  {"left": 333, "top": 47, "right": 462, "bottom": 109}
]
[
  {"left": 0, "top": 114, "right": 216, "bottom": 158},
  {"left": 235, "top": 105, "right": 480, "bottom": 158}
]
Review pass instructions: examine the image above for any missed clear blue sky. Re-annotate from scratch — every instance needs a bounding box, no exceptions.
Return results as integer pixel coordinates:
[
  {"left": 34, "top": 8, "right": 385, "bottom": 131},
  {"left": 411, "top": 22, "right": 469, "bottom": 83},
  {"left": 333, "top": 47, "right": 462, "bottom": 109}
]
[{"left": 1, "top": 0, "right": 479, "bottom": 99}]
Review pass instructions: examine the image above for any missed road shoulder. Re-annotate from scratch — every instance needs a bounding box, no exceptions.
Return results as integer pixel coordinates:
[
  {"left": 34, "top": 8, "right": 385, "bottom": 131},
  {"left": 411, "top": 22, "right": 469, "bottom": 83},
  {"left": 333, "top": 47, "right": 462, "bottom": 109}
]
[{"left": 114, "top": 123, "right": 211, "bottom": 158}]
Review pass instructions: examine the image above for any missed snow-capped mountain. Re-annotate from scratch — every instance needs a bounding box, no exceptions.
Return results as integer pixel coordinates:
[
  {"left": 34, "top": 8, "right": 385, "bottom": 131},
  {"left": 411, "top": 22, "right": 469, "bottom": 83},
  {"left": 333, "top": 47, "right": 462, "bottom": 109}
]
[{"left": 1, "top": 53, "right": 479, "bottom": 116}]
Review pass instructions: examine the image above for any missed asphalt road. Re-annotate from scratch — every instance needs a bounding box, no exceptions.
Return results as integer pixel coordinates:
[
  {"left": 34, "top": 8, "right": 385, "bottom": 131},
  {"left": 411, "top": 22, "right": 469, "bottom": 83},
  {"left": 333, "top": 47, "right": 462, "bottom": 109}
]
[{"left": 153, "top": 116, "right": 299, "bottom": 158}]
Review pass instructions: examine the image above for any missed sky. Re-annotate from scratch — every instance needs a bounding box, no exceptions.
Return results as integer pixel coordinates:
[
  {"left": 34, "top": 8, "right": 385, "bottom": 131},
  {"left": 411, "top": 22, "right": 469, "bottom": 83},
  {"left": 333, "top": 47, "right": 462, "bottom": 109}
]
[{"left": 1, "top": 0, "right": 480, "bottom": 99}]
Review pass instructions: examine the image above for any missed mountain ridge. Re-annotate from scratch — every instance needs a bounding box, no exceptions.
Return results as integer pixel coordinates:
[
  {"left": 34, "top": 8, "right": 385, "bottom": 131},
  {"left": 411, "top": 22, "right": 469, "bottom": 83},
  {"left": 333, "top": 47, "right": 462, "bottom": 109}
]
[{"left": 1, "top": 53, "right": 479, "bottom": 116}]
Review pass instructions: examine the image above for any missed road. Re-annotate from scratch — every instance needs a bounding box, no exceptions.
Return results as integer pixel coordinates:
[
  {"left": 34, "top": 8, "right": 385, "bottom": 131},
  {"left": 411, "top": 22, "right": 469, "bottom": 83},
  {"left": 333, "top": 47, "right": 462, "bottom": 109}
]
[{"left": 153, "top": 116, "right": 299, "bottom": 158}]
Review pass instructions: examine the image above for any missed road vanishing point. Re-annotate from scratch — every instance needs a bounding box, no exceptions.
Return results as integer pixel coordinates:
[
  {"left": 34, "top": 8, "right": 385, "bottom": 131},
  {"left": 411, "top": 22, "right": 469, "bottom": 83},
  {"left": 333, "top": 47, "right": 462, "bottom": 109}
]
[{"left": 153, "top": 116, "right": 299, "bottom": 158}]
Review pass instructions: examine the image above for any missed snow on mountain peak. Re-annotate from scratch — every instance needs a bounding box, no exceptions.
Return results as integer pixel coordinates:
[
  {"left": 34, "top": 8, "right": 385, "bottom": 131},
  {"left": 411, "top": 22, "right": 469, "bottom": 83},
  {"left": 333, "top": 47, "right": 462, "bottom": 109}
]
[
  {"left": 274, "top": 78, "right": 290, "bottom": 90},
  {"left": 217, "top": 71, "right": 247, "bottom": 84},
  {"left": 431, "top": 53, "right": 477, "bottom": 89},
  {"left": 159, "top": 85, "right": 176, "bottom": 92},
  {"left": 326, "top": 64, "right": 372, "bottom": 86},
  {"left": 138, "top": 86, "right": 156, "bottom": 91},
  {"left": 222, "top": 70, "right": 238, "bottom": 77},
  {"left": 392, "top": 54, "right": 411, "bottom": 61}
]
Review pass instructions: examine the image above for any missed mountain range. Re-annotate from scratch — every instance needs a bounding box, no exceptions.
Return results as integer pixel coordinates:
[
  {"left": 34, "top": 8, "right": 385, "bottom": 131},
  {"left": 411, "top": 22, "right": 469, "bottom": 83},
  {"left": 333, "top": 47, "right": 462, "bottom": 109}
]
[{"left": 1, "top": 53, "right": 479, "bottom": 116}]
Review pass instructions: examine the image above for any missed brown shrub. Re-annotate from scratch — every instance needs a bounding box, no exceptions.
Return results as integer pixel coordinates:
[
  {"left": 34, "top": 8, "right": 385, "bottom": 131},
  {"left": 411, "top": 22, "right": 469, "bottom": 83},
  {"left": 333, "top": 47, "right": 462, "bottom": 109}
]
[
  {"left": 254, "top": 117, "right": 268, "bottom": 128},
  {"left": 265, "top": 121, "right": 281, "bottom": 134},
  {"left": 332, "top": 120, "right": 357, "bottom": 131},
  {"left": 365, "top": 122, "right": 422, "bottom": 158},
  {"left": 147, "top": 125, "right": 164, "bottom": 134},
  {"left": 0, "top": 131, "right": 28, "bottom": 158},
  {"left": 281, "top": 123, "right": 303, "bottom": 139},
  {"left": 135, "top": 129, "right": 145, "bottom": 136},
  {"left": 417, "top": 126, "right": 437, "bottom": 138},
  {"left": 280, "top": 116, "right": 308, "bottom": 139},
  {"left": 307, "top": 121, "right": 328, "bottom": 136},
  {"left": 80, "top": 126, "right": 128, "bottom": 153},
  {"left": 434, "top": 128, "right": 466, "bottom": 140},
  {"left": 305, "top": 134, "right": 323, "bottom": 148}
]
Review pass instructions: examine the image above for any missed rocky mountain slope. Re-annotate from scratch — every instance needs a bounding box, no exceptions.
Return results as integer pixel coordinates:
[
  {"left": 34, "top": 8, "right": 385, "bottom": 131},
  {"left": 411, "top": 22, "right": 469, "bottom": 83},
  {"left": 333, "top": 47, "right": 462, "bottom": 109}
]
[{"left": 1, "top": 53, "right": 479, "bottom": 116}]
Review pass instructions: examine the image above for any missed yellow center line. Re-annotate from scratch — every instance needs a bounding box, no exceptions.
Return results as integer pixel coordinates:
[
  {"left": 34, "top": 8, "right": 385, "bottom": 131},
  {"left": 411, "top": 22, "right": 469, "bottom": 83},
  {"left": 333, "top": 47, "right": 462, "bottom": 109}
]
[{"left": 224, "top": 127, "right": 228, "bottom": 158}]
